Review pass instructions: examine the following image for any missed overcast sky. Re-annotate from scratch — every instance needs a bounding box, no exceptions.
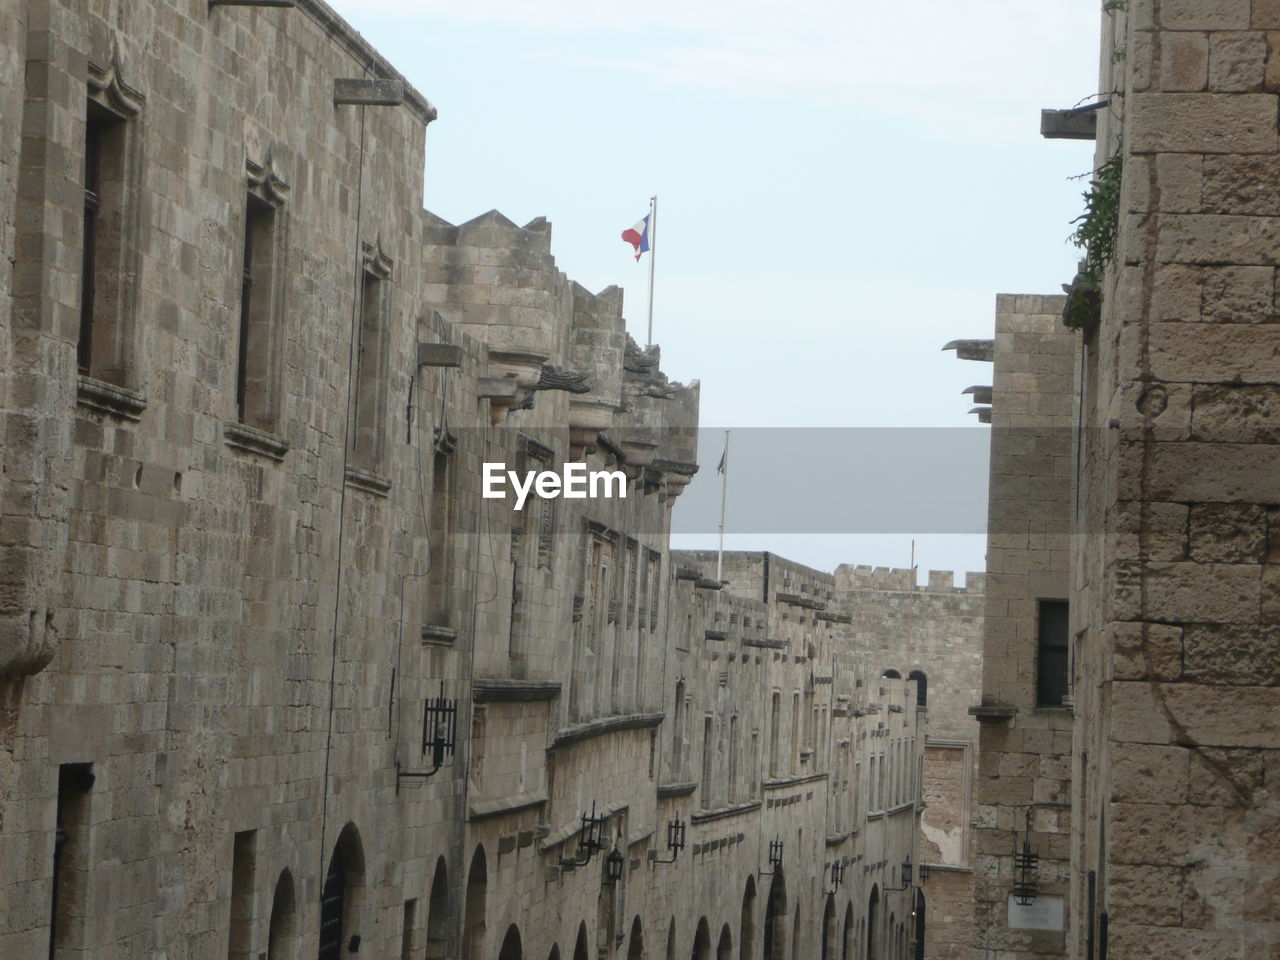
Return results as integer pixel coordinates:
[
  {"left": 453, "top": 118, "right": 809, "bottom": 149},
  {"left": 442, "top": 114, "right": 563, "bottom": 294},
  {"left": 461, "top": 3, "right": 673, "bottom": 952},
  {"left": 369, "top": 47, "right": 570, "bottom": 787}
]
[{"left": 328, "top": 0, "right": 1100, "bottom": 580}]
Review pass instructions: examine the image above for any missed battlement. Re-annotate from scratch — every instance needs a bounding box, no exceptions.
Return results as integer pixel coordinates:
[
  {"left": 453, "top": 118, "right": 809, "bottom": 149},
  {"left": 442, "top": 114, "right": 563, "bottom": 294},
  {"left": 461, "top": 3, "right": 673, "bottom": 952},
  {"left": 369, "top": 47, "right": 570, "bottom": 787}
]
[{"left": 834, "top": 564, "right": 985, "bottom": 595}]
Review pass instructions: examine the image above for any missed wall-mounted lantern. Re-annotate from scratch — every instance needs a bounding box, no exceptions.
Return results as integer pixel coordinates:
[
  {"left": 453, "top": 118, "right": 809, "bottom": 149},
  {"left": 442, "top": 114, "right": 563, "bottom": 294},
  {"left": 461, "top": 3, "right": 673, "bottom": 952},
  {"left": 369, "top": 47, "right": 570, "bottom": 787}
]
[
  {"left": 395, "top": 684, "right": 458, "bottom": 792},
  {"left": 887, "top": 856, "right": 915, "bottom": 891},
  {"left": 759, "top": 836, "right": 784, "bottom": 878},
  {"left": 604, "top": 845, "right": 625, "bottom": 884},
  {"left": 1013, "top": 808, "right": 1039, "bottom": 905},
  {"left": 822, "top": 859, "right": 845, "bottom": 895},
  {"left": 560, "top": 801, "right": 608, "bottom": 868},
  {"left": 649, "top": 817, "right": 687, "bottom": 865}
]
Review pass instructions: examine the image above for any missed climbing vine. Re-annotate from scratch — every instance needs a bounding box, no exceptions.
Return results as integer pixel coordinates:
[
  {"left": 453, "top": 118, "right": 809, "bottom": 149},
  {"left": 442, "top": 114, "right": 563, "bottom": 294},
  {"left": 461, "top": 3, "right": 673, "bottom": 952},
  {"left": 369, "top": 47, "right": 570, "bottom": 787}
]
[{"left": 1063, "top": 154, "right": 1123, "bottom": 331}]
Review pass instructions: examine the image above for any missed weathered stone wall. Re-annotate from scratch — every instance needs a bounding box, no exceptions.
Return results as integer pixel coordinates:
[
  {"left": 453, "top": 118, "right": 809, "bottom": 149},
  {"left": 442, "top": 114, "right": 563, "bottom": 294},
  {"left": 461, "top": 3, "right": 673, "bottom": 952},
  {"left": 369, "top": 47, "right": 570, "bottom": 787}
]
[
  {"left": 952, "top": 295, "right": 1077, "bottom": 960},
  {"left": 0, "top": 4, "right": 984, "bottom": 960},
  {"left": 833, "top": 563, "right": 985, "bottom": 960},
  {"left": 1068, "top": 2, "right": 1280, "bottom": 957}
]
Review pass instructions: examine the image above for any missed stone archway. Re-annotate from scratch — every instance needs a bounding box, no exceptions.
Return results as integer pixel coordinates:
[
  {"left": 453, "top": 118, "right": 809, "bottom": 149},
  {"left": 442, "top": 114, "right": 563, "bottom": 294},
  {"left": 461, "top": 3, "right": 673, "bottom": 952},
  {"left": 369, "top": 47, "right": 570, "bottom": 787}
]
[{"left": 461, "top": 845, "right": 487, "bottom": 960}]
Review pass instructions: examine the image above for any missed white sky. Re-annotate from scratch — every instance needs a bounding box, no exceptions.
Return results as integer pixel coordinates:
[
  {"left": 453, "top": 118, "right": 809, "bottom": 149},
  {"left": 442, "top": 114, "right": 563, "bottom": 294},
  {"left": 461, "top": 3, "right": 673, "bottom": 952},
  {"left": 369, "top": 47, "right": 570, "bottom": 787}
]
[{"left": 328, "top": 0, "right": 1101, "bottom": 579}]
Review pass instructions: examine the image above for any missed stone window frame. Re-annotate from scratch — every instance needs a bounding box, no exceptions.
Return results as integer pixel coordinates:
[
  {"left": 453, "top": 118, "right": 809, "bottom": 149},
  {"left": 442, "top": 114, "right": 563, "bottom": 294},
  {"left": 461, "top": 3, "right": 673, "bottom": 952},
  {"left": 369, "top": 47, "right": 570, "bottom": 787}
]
[
  {"left": 76, "top": 58, "right": 146, "bottom": 408},
  {"left": 422, "top": 430, "right": 458, "bottom": 641},
  {"left": 1035, "top": 598, "right": 1070, "bottom": 708},
  {"left": 348, "top": 238, "right": 394, "bottom": 473},
  {"left": 233, "top": 155, "right": 290, "bottom": 435}
]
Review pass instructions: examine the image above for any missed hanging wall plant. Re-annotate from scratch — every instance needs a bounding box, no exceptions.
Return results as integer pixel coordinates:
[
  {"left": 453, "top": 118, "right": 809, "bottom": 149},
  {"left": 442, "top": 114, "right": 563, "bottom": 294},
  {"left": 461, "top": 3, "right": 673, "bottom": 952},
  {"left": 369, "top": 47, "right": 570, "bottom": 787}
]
[{"left": 1063, "top": 153, "right": 1122, "bottom": 332}]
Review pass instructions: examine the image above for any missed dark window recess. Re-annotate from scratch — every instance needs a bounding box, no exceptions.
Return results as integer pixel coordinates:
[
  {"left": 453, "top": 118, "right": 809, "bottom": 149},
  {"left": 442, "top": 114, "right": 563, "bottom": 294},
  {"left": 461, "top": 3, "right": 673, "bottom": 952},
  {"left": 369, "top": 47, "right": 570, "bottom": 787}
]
[
  {"left": 50, "top": 763, "right": 95, "bottom": 960},
  {"left": 1037, "top": 600, "right": 1070, "bottom": 706},
  {"left": 908, "top": 670, "right": 928, "bottom": 707},
  {"left": 318, "top": 849, "right": 347, "bottom": 960},
  {"left": 78, "top": 115, "right": 105, "bottom": 373},
  {"left": 236, "top": 195, "right": 276, "bottom": 426}
]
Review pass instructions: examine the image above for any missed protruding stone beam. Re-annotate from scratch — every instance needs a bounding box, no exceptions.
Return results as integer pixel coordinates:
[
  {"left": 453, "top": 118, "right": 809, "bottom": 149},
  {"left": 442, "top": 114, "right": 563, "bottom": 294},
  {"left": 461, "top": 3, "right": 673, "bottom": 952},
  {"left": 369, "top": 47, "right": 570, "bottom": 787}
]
[
  {"left": 417, "top": 343, "right": 463, "bottom": 368},
  {"left": 969, "top": 406, "right": 992, "bottom": 424},
  {"left": 942, "top": 339, "right": 994, "bottom": 362},
  {"left": 334, "top": 78, "right": 405, "bottom": 107},
  {"left": 1040, "top": 100, "right": 1107, "bottom": 140},
  {"left": 962, "top": 385, "right": 993, "bottom": 405}
]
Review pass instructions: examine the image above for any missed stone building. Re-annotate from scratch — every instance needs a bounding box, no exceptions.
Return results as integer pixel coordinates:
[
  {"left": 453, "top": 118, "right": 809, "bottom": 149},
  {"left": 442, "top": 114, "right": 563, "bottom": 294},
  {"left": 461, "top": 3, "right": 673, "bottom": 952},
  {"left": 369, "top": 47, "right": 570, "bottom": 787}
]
[
  {"left": 947, "top": 298, "right": 1077, "bottom": 959},
  {"left": 957, "top": 1, "right": 1280, "bottom": 957},
  {"left": 0, "top": 2, "right": 986, "bottom": 959}
]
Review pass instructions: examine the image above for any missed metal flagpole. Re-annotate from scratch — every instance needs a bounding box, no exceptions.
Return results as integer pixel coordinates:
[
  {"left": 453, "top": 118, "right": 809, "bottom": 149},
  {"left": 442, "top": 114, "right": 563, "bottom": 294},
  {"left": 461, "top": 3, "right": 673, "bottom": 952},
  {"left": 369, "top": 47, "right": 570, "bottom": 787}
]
[
  {"left": 646, "top": 195, "right": 657, "bottom": 347},
  {"left": 716, "top": 430, "right": 730, "bottom": 582}
]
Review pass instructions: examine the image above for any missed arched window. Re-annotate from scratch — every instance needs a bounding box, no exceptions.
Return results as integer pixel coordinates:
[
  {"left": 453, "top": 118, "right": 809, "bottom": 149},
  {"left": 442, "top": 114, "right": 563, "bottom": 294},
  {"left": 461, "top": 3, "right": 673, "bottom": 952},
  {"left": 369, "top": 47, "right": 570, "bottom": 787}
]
[
  {"left": 716, "top": 924, "right": 732, "bottom": 960},
  {"left": 498, "top": 925, "right": 523, "bottom": 960},
  {"left": 319, "top": 823, "right": 365, "bottom": 960},
  {"left": 627, "top": 916, "right": 645, "bottom": 960},
  {"left": 821, "top": 896, "right": 835, "bottom": 960},
  {"left": 426, "top": 857, "right": 449, "bottom": 960},
  {"left": 866, "top": 886, "right": 880, "bottom": 960},
  {"left": 907, "top": 671, "right": 927, "bottom": 707},
  {"left": 575, "top": 922, "right": 591, "bottom": 960},
  {"left": 665, "top": 918, "right": 676, "bottom": 960},
  {"left": 841, "top": 902, "right": 853, "bottom": 960},
  {"left": 693, "top": 917, "right": 712, "bottom": 960},
  {"left": 267, "top": 869, "right": 295, "bottom": 960},
  {"left": 881, "top": 669, "right": 901, "bottom": 680},
  {"left": 913, "top": 890, "right": 925, "bottom": 960},
  {"left": 461, "top": 846, "right": 487, "bottom": 960},
  {"left": 739, "top": 876, "right": 757, "bottom": 960},
  {"left": 763, "top": 871, "right": 786, "bottom": 960}
]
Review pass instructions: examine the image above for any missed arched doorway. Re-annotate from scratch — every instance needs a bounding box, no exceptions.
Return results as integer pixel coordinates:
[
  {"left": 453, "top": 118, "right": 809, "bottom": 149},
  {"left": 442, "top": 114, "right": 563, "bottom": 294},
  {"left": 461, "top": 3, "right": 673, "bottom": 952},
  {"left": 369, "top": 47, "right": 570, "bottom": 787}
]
[
  {"left": 319, "top": 823, "right": 364, "bottom": 960},
  {"left": 548, "top": 947, "right": 561, "bottom": 960},
  {"left": 790, "top": 905, "right": 800, "bottom": 960},
  {"left": 426, "top": 857, "right": 449, "bottom": 960},
  {"left": 763, "top": 871, "right": 786, "bottom": 960},
  {"left": 866, "top": 886, "right": 879, "bottom": 960},
  {"left": 498, "top": 925, "right": 523, "bottom": 960},
  {"left": 461, "top": 846, "right": 487, "bottom": 960},
  {"left": 628, "top": 916, "right": 645, "bottom": 960},
  {"left": 693, "top": 917, "right": 712, "bottom": 960},
  {"left": 665, "top": 918, "right": 676, "bottom": 960},
  {"left": 574, "top": 922, "right": 590, "bottom": 960},
  {"left": 913, "top": 890, "right": 925, "bottom": 960},
  {"left": 821, "top": 895, "right": 835, "bottom": 960},
  {"left": 716, "top": 924, "right": 733, "bottom": 960},
  {"left": 740, "top": 876, "right": 757, "bottom": 960},
  {"left": 840, "top": 902, "right": 853, "bottom": 960},
  {"left": 907, "top": 671, "right": 927, "bottom": 707},
  {"left": 887, "top": 915, "right": 895, "bottom": 960},
  {"left": 267, "top": 869, "right": 295, "bottom": 960}
]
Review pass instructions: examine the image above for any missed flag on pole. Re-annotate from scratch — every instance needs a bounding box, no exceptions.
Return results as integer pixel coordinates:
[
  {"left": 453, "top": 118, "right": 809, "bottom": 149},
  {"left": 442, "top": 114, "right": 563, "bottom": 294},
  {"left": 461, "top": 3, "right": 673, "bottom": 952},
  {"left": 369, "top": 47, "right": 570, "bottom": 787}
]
[
  {"left": 621, "top": 214, "right": 651, "bottom": 261},
  {"left": 716, "top": 448, "right": 727, "bottom": 475}
]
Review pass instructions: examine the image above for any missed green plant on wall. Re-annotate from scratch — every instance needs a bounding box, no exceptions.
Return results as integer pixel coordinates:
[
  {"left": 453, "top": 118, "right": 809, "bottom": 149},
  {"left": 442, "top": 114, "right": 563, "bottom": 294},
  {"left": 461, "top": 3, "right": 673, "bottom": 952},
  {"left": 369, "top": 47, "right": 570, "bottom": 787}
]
[{"left": 1064, "top": 154, "right": 1122, "bottom": 331}]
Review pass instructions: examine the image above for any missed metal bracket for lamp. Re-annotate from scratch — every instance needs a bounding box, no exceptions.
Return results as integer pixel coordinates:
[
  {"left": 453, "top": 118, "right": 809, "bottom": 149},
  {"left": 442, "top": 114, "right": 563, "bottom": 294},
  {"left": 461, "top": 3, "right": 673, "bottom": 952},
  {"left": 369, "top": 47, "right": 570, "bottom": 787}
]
[
  {"left": 649, "top": 818, "right": 687, "bottom": 865},
  {"left": 396, "top": 685, "right": 458, "bottom": 792},
  {"left": 758, "top": 836, "right": 784, "bottom": 878},
  {"left": 559, "top": 801, "right": 608, "bottom": 868},
  {"left": 822, "top": 859, "right": 845, "bottom": 895},
  {"left": 1013, "top": 807, "right": 1040, "bottom": 905}
]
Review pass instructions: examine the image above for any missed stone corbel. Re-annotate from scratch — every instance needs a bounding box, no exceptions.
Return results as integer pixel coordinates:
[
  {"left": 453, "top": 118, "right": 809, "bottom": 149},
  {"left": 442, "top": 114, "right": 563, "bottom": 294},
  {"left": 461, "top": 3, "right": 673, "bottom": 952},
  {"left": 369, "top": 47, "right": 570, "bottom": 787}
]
[
  {"left": 88, "top": 49, "right": 144, "bottom": 118},
  {"left": 246, "top": 152, "right": 290, "bottom": 207}
]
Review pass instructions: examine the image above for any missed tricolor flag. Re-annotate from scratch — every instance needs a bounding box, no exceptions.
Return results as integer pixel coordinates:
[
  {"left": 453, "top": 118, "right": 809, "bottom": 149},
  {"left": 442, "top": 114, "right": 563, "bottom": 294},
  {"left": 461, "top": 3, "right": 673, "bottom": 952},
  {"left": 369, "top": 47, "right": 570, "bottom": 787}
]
[
  {"left": 716, "top": 449, "right": 727, "bottom": 475},
  {"left": 621, "top": 214, "right": 651, "bottom": 261}
]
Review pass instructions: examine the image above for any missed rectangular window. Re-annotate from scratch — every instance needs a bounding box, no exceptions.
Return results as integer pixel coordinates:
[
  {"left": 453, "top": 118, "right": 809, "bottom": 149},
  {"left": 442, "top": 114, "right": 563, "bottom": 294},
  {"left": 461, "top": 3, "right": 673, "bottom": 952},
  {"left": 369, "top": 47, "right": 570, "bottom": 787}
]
[
  {"left": 229, "top": 830, "right": 257, "bottom": 960},
  {"left": 235, "top": 194, "right": 280, "bottom": 428},
  {"left": 768, "top": 692, "right": 781, "bottom": 779},
  {"left": 671, "top": 682, "right": 685, "bottom": 779},
  {"left": 727, "top": 715, "right": 739, "bottom": 802},
  {"left": 401, "top": 899, "right": 418, "bottom": 960},
  {"left": 1037, "top": 599, "right": 1070, "bottom": 706},
  {"left": 352, "top": 269, "right": 384, "bottom": 461},
  {"left": 51, "top": 764, "right": 95, "bottom": 958},
  {"left": 701, "top": 715, "right": 714, "bottom": 806},
  {"left": 425, "top": 443, "right": 455, "bottom": 634},
  {"left": 79, "top": 102, "right": 134, "bottom": 383}
]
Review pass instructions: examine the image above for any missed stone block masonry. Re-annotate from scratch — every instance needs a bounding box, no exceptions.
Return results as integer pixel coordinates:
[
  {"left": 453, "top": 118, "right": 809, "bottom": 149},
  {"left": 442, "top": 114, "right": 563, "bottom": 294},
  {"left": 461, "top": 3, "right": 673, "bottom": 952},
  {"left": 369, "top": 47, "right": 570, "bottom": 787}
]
[{"left": 0, "top": 3, "right": 983, "bottom": 959}]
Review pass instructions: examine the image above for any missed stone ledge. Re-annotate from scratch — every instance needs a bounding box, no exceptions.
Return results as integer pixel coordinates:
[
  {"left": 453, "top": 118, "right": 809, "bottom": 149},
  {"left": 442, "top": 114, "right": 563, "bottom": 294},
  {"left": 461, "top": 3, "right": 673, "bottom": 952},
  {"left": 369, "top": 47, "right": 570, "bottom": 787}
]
[
  {"left": 421, "top": 624, "right": 457, "bottom": 644},
  {"left": 472, "top": 678, "right": 561, "bottom": 702},
  {"left": 657, "top": 781, "right": 698, "bottom": 799},
  {"left": 691, "top": 800, "right": 761, "bottom": 824},
  {"left": 762, "top": 772, "right": 827, "bottom": 791},
  {"left": 550, "top": 711, "right": 664, "bottom": 750},
  {"left": 223, "top": 421, "right": 289, "bottom": 461},
  {"left": 466, "top": 793, "right": 547, "bottom": 822},
  {"left": 968, "top": 702, "right": 1017, "bottom": 722},
  {"left": 344, "top": 465, "right": 392, "bottom": 497},
  {"left": 775, "top": 591, "right": 826, "bottom": 610},
  {"left": 76, "top": 375, "right": 147, "bottom": 421},
  {"left": 742, "top": 638, "right": 788, "bottom": 650}
]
